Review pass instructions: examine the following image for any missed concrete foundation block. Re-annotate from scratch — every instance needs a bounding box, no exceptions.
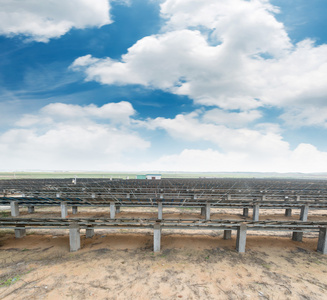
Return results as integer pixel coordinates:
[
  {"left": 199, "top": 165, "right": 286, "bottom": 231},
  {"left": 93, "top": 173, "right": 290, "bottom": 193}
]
[
  {"left": 224, "top": 230, "right": 232, "bottom": 240},
  {"left": 253, "top": 204, "right": 259, "bottom": 221},
  {"left": 201, "top": 207, "right": 205, "bottom": 216},
  {"left": 15, "top": 228, "right": 26, "bottom": 238},
  {"left": 69, "top": 224, "right": 81, "bottom": 252},
  {"left": 10, "top": 201, "right": 19, "bottom": 217},
  {"left": 243, "top": 208, "right": 249, "bottom": 217},
  {"left": 285, "top": 208, "right": 292, "bottom": 217},
  {"left": 110, "top": 202, "right": 116, "bottom": 219},
  {"left": 86, "top": 228, "right": 94, "bottom": 239},
  {"left": 292, "top": 231, "right": 303, "bottom": 242},
  {"left": 28, "top": 206, "right": 35, "bottom": 214},
  {"left": 61, "top": 202, "right": 68, "bottom": 218},
  {"left": 153, "top": 224, "right": 161, "bottom": 252},
  {"left": 236, "top": 224, "right": 247, "bottom": 253},
  {"left": 317, "top": 227, "right": 327, "bottom": 254},
  {"left": 300, "top": 204, "right": 309, "bottom": 221},
  {"left": 205, "top": 203, "right": 210, "bottom": 220},
  {"left": 158, "top": 202, "right": 163, "bottom": 220},
  {"left": 72, "top": 206, "right": 78, "bottom": 215}
]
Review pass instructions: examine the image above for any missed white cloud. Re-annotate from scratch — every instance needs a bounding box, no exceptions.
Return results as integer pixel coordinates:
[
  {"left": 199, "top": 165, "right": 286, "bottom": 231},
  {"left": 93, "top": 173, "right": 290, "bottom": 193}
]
[
  {"left": 71, "top": 0, "right": 327, "bottom": 126},
  {"left": 1, "top": 101, "right": 149, "bottom": 170},
  {"left": 0, "top": 0, "right": 112, "bottom": 42}
]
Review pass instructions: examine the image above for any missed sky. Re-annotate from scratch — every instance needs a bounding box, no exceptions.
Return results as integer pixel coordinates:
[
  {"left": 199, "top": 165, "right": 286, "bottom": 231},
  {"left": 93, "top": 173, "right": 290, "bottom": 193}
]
[{"left": 0, "top": 0, "right": 327, "bottom": 173}]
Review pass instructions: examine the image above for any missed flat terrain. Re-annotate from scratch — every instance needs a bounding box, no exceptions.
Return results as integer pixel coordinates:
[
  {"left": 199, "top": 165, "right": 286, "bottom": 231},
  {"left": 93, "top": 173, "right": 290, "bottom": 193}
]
[{"left": 1, "top": 207, "right": 327, "bottom": 299}]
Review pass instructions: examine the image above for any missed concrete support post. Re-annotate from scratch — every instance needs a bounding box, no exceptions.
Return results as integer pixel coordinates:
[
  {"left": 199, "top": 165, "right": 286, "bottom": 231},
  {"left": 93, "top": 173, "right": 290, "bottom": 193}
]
[
  {"left": 205, "top": 203, "right": 211, "bottom": 220},
  {"left": 236, "top": 224, "right": 247, "bottom": 253},
  {"left": 28, "top": 206, "right": 35, "bottom": 214},
  {"left": 243, "top": 208, "right": 249, "bottom": 217},
  {"left": 10, "top": 201, "right": 19, "bottom": 217},
  {"left": 116, "top": 206, "right": 121, "bottom": 214},
  {"left": 261, "top": 195, "right": 266, "bottom": 201},
  {"left": 69, "top": 224, "right": 81, "bottom": 252},
  {"left": 285, "top": 208, "right": 292, "bottom": 217},
  {"left": 296, "top": 195, "right": 301, "bottom": 201},
  {"left": 110, "top": 202, "right": 116, "bottom": 219},
  {"left": 300, "top": 204, "right": 309, "bottom": 221},
  {"left": 317, "top": 227, "right": 327, "bottom": 254},
  {"left": 253, "top": 204, "right": 259, "bottom": 221},
  {"left": 201, "top": 207, "right": 205, "bottom": 216},
  {"left": 227, "top": 194, "right": 232, "bottom": 201},
  {"left": 224, "top": 230, "right": 232, "bottom": 240},
  {"left": 158, "top": 202, "right": 163, "bottom": 220},
  {"left": 292, "top": 231, "right": 303, "bottom": 242},
  {"left": 86, "top": 228, "right": 94, "bottom": 239},
  {"left": 61, "top": 202, "right": 68, "bottom": 218},
  {"left": 72, "top": 206, "right": 78, "bottom": 215},
  {"left": 153, "top": 224, "right": 161, "bottom": 252},
  {"left": 15, "top": 227, "right": 26, "bottom": 238}
]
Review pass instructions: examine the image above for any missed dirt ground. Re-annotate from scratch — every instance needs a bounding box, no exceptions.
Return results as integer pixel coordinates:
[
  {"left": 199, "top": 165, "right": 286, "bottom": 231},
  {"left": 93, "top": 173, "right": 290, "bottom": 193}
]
[{"left": 1, "top": 207, "right": 327, "bottom": 299}]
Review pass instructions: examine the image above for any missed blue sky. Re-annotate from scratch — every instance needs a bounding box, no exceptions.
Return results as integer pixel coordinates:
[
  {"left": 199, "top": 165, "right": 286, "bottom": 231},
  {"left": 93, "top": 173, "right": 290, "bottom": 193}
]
[{"left": 0, "top": 0, "right": 327, "bottom": 173}]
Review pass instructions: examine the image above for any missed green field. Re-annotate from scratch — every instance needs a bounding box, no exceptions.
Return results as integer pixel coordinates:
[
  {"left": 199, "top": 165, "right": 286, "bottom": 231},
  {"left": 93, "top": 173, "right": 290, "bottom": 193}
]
[{"left": 0, "top": 171, "right": 326, "bottom": 180}]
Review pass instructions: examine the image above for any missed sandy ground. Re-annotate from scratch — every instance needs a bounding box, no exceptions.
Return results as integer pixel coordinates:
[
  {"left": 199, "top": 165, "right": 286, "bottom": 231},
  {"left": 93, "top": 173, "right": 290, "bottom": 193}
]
[{"left": 1, "top": 207, "right": 327, "bottom": 299}]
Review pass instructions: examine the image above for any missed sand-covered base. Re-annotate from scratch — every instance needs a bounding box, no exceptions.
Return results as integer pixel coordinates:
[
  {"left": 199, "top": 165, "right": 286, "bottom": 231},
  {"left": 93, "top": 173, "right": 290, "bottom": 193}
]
[
  {"left": 1, "top": 207, "right": 327, "bottom": 299},
  {"left": 1, "top": 230, "right": 327, "bottom": 300}
]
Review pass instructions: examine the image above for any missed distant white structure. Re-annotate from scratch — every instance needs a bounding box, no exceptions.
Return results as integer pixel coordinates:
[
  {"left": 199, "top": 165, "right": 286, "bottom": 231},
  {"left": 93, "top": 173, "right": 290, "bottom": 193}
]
[{"left": 146, "top": 174, "right": 162, "bottom": 180}]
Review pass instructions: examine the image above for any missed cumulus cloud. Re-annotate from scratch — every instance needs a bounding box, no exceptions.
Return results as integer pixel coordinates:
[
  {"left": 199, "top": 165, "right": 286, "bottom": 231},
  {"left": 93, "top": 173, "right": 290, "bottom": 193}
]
[
  {"left": 0, "top": 101, "right": 149, "bottom": 170},
  {"left": 0, "top": 0, "right": 112, "bottom": 42},
  {"left": 71, "top": 0, "right": 327, "bottom": 126}
]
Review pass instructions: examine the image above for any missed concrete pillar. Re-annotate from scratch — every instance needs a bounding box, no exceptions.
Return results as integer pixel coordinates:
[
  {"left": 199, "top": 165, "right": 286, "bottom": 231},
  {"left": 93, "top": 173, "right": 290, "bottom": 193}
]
[
  {"left": 61, "top": 202, "right": 68, "bottom": 218},
  {"left": 86, "top": 228, "right": 94, "bottom": 239},
  {"left": 296, "top": 195, "right": 301, "bottom": 201},
  {"left": 110, "top": 202, "right": 116, "bottom": 219},
  {"left": 201, "top": 207, "right": 205, "bottom": 216},
  {"left": 158, "top": 202, "right": 163, "bottom": 220},
  {"left": 72, "top": 206, "right": 78, "bottom": 215},
  {"left": 69, "top": 224, "right": 81, "bottom": 252},
  {"left": 28, "top": 206, "right": 35, "bottom": 214},
  {"left": 153, "top": 224, "right": 161, "bottom": 252},
  {"left": 300, "top": 204, "right": 309, "bottom": 221},
  {"left": 10, "top": 201, "right": 19, "bottom": 217},
  {"left": 243, "top": 208, "right": 249, "bottom": 217},
  {"left": 261, "top": 195, "right": 266, "bottom": 201},
  {"left": 253, "top": 204, "right": 259, "bottom": 221},
  {"left": 15, "top": 228, "right": 26, "bottom": 238},
  {"left": 116, "top": 206, "right": 121, "bottom": 214},
  {"left": 292, "top": 231, "right": 303, "bottom": 242},
  {"left": 236, "top": 224, "right": 247, "bottom": 253},
  {"left": 227, "top": 194, "right": 232, "bottom": 200},
  {"left": 224, "top": 230, "right": 232, "bottom": 240},
  {"left": 317, "top": 227, "right": 327, "bottom": 254},
  {"left": 285, "top": 208, "right": 292, "bottom": 217},
  {"left": 205, "top": 203, "right": 210, "bottom": 220}
]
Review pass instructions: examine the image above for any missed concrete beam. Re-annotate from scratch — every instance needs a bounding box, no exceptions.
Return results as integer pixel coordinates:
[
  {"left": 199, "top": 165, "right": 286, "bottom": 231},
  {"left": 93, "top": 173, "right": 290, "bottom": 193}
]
[
  {"left": 10, "top": 201, "right": 19, "bottom": 217},
  {"left": 15, "top": 228, "right": 26, "bottom": 238},
  {"left": 61, "top": 202, "right": 68, "bottom": 218},
  {"left": 205, "top": 203, "right": 211, "bottom": 220},
  {"left": 72, "top": 206, "right": 78, "bottom": 215},
  {"left": 110, "top": 202, "right": 116, "bottom": 219},
  {"left": 158, "top": 202, "right": 163, "bottom": 220},
  {"left": 28, "top": 206, "right": 35, "bottom": 214},
  {"left": 285, "top": 208, "right": 292, "bottom": 217},
  {"left": 317, "top": 227, "right": 327, "bottom": 254},
  {"left": 224, "top": 230, "right": 232, "bottom": 240},
  {"left": 236, "top": 224, "right": 247, "bottom": 253},
  {"left": 300, "top": 204, "right": 309, "bottom": 221},
  {"left": 86, "top": 228, "right": 94, "bottom": 239},
  {"left": 253, "top": 204, "right": 259, "bottom": 221},
  {"left": 69, "top": 224, "right": 81, "bottom": 252},
  {"left": 243, "top": 208, "right": 249, "bottom": 218},
  {"left": 153, "top": 224, "right": 161, "bottom": 252}
]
